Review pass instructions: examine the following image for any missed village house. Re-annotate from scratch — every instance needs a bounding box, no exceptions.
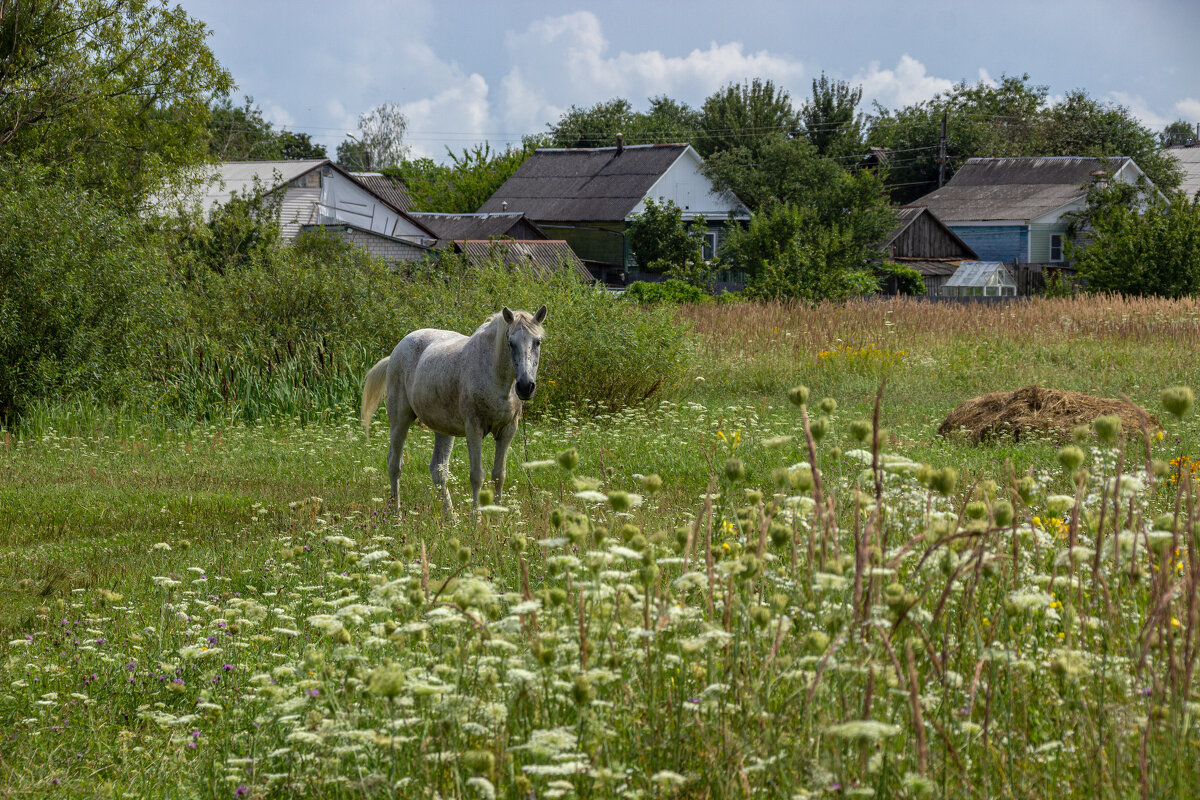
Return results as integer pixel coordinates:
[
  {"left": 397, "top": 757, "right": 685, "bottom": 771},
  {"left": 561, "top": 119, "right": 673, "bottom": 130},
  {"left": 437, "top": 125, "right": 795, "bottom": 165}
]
[
  {"left": 910, "top": 156, "right": 1155, "bottom": 287},
  {"left": 476, "top": 141, "right": 750, "bottom": 284},
  {"left": 176, "top": 159, "right": 437, "bottom": 263}
]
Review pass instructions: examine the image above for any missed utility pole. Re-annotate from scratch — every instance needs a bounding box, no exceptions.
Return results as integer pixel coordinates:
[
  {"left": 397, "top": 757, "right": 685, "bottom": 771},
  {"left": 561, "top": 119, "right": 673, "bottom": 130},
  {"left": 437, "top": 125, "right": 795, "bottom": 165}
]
[{"left": 938, "top": 111, "right": 947, "bottom": 188}]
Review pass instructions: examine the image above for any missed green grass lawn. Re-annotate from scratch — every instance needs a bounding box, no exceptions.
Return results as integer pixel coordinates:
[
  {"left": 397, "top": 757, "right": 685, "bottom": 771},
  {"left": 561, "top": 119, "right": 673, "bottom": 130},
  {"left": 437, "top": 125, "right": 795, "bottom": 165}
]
[{"left": 4, "top": 297, "right": 1200, "bottom": 798}]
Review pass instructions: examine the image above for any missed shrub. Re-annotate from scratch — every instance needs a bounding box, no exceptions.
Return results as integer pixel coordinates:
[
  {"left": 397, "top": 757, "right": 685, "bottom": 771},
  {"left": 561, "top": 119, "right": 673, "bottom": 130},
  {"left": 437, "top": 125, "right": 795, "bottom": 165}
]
[
  {"left": 625, "top": 279, "right": 712, "bottom": 305},
  {"left": 0, "top": 162, "right": 182, "bottom": 419},
  {"left": 877, "top": 261, "right": 925, "bottom": 296},
  {"left": 160, "top": 246, "right": 693, "bottom": 420}
]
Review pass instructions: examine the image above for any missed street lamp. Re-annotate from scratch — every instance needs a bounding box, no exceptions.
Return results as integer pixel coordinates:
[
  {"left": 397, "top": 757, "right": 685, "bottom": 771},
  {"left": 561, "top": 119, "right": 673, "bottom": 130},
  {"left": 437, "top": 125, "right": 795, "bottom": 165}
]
[{"left": 346, "top": 131, "right": 371, "bottom": 171}]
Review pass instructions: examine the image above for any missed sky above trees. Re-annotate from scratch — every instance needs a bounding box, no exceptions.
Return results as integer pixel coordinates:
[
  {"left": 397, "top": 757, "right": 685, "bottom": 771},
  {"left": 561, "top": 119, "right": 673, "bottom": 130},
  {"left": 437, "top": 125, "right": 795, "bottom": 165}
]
[{"left": 179, "top": 0, "right": 1200, "bottom": 162}]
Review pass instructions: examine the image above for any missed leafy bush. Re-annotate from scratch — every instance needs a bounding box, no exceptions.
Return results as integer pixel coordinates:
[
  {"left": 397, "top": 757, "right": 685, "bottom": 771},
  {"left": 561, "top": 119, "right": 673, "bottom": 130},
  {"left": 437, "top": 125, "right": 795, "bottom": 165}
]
[
  {"left": 160, "top": 244, "right": 693, "bottom": 420},
  {"left": 725, "top": 202, "right": 881, "bottom": 301},
  {"left": 625, "top": 279, "right": 712, "bottom": 305},
  {"left": 877, "top": 260, "right": 926, "bottom": 296},
  {"left": 627, "top": 198, "right": 708, "bottom": 279},
  {"left": 0, "top": 162, "right": 182, "bottom": 418}
]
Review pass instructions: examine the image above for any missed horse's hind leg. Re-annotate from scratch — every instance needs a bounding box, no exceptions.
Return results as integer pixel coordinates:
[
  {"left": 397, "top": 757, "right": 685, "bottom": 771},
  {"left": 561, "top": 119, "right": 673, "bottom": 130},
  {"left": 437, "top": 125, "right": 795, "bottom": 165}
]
[
  {"left": 387, "top": 395, "right": 417, "bottom": 513},
  {"left": 430, "top": 432, "right": 456, "bottom": 522}
]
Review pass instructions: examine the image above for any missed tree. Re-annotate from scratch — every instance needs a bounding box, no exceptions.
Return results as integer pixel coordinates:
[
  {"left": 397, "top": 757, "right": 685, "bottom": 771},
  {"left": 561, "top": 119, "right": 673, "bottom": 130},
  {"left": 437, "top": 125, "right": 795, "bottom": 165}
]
[
  {"left": 1161, "top": 120, "right": 1197, "bottom": 148},
  {"left": 207, "top": 96, "right": 326, "bottom": 161},
  {"left": 802, "top": 73, "right": 865, "bottom": 158},
  {"left": 723, "top": 202, "right": 879, "bottom": 302},
  {"left": 1071, "top": 192, "right": 1200, "bottom": 298},
  {"left": 698, "top": 78, "right": 802, "bottom": 159},
  {"left": 546, "top": 98, "right": 636, "bottom": 148},
  {"left": 867, "top": 75, "right": 1182, "bottom": 203},
  {"left": 338, "top": 103, "right": 409, "bottom": 170},
  {"left": 626, "top": 197, "right": 708, "bottom": 275},
  {"left": 0, "top": 0, "right": 232, "bottom": 203},
  {"left": 336, "top": 139, "right": 371, "bottom": 171},
  {"left": 393, "top": 142, "right": 533, "bottom": 213}
]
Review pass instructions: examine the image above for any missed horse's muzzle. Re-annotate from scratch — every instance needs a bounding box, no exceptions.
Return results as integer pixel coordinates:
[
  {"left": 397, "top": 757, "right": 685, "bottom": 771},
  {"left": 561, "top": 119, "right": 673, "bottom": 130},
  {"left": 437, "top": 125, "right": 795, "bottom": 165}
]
[{"left": 516, "top": 379, "right": 536, "bottom": 400}]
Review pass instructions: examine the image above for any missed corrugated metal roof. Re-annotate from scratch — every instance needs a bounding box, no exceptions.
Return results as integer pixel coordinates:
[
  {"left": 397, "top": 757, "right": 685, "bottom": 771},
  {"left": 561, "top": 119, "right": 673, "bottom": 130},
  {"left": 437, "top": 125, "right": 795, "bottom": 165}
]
[
  {"left": 351, "top": 173, "right": 413, "bottom": 211},
  {"left": 410, "top": 212, "right": 544, "bottom": 246},
  {"left": 912, "top": 156, "right": 1131, "bottom": 222},
  {"left": 453, "top": 240, "right": 593, "bottom": 282},
  {"left": 895, "top": 259, "right": 963, "bottom": 277},
  {"left": 1165, "top": 146, "right": 1200, "bottom": 198},
  {"left": 477, "top": 144, "right": 690, "bottom": 221}
]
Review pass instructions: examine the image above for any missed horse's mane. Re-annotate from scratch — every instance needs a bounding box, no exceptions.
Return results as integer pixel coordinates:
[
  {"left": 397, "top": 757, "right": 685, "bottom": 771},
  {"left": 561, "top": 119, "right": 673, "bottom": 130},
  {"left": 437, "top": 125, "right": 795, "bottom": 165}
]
[{"left": 477, "top": 309, "right": 544, "bottom": 339}]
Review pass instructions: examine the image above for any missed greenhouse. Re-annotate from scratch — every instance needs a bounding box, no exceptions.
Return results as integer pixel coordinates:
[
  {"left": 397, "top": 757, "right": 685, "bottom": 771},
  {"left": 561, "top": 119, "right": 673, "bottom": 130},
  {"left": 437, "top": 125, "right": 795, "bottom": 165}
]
[{"left": 941, "top": 261, "right": 1018, "bottom": 297}]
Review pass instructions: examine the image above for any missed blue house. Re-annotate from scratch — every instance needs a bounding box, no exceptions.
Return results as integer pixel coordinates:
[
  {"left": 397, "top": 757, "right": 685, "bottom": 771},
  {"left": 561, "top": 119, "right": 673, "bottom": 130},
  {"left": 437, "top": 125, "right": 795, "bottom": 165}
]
[{"left": 911, "top": 157, "right": 1154, "bottom": 265}]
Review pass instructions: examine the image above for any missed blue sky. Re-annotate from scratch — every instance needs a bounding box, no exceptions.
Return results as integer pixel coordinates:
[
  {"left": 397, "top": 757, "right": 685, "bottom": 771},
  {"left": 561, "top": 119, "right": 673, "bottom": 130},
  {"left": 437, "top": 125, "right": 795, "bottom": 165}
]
[{"left": 179, "top": 0, "right": 1200, "bottom": 161}]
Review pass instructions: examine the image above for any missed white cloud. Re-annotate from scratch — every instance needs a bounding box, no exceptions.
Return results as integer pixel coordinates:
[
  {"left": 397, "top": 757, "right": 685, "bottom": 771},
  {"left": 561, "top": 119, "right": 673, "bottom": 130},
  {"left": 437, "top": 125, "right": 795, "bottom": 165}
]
[
  {"left": 1106, "top": 90, "right": 1172, "bottom": 130},
  {"left": 853, "top": 55, "right": 955, "bottom": 110},
  {"left": 497, "top": 11, "right": 808, "bottom": 134},
  {"left": 1175, "top": 98, "right": 1200, "bottom": 122},
  {"left": 401, "top": 74, "right": 492, "bottom": 160}
]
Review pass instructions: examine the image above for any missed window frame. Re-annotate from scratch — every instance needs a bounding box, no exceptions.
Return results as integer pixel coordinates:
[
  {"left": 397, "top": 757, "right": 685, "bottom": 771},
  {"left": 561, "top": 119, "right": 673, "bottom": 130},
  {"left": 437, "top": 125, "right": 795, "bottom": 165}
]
[{"left": 1049, "top": 233, "right": 1064, "bottom": 263}]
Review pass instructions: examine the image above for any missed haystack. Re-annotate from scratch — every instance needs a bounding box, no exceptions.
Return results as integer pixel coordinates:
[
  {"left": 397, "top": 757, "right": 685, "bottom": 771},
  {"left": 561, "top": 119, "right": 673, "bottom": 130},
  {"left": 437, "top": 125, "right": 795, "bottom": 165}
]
[{"left": 938, "top": 385, "right": 1159, "bottom": 443}]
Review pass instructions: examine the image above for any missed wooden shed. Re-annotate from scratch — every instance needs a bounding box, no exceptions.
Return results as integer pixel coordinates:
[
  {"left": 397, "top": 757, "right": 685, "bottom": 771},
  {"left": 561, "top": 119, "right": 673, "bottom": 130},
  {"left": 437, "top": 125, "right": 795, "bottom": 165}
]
[{"left": 880, "top": 206, "right": 979, "bottom": 297}]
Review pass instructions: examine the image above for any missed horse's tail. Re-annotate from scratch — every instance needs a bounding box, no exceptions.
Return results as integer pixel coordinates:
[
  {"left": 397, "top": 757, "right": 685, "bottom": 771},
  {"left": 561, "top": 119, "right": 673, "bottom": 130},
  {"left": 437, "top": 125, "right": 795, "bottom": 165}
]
[{"left": 360, "top": 355, "right": 391, "bottom": 436}]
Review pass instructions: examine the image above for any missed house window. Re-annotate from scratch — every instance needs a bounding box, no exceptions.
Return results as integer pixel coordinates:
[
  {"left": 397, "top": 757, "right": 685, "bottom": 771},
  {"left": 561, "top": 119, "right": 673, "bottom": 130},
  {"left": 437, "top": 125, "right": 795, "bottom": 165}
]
[
  {"left": 1049, "top": 233, "right": 1064, "bottom": 263},
  {"left": 702, "top": 231, "right": 718, "bottom": 260}
]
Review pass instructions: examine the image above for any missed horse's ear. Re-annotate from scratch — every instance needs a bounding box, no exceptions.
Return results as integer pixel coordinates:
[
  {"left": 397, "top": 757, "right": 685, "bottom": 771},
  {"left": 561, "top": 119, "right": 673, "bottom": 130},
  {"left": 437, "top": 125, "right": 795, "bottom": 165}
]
[
  {"left": 533, "top": 305, "right": 548, "bottom": 324},
  {"left": 501, "top": 307, "right": 515, "bottom": 324}
]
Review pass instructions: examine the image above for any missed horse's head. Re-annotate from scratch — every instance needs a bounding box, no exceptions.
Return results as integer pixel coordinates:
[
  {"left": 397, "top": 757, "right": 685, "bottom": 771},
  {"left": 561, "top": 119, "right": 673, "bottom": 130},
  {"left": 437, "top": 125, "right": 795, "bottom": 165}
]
[{"left": 501, "top": 305, "right": 547, "bottom": 401}]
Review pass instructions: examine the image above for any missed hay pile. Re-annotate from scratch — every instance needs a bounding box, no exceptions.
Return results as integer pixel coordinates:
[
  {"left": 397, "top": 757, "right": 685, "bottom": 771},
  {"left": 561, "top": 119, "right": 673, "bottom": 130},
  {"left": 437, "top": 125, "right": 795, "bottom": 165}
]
[{"left": 938, "top": 384, "right": 1160, "bottom": 443}]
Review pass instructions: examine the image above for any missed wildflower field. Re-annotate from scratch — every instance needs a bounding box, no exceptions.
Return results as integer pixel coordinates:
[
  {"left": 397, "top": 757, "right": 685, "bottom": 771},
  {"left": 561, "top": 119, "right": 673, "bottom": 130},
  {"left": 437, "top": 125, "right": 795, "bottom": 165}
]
[{"left": 5, "top": 296, "right": 1200, "bottom": 799}]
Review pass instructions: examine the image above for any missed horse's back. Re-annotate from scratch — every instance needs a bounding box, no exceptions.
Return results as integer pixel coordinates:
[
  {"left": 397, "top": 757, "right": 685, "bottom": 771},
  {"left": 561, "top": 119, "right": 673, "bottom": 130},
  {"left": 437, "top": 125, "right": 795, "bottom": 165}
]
[{"left": 389, "top": 328, "right": 470, "bottom": 435}]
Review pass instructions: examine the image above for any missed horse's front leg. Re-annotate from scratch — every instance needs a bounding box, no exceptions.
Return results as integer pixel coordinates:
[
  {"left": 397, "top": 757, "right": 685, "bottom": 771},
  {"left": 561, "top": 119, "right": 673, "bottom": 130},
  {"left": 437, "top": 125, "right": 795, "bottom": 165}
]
[
  {"left": 492, "top": 420, "right": 518, "bottom": 502},
  {"left": 464, "top": 419, "right": 486, "bottom": 520}
]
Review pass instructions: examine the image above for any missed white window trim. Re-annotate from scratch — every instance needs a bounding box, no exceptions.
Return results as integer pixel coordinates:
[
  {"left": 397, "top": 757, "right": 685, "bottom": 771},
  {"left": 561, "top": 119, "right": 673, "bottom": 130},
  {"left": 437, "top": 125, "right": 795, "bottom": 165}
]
[{"left": 1049, "top": 233, "right": 1064, "bottom": 263}]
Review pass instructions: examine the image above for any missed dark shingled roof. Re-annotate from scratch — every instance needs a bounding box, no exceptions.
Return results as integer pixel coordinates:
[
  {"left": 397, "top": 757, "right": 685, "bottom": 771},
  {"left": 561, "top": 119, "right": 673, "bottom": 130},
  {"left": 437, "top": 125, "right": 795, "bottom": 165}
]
[
  {"left": 409, "top": 212, "right": 547, "bottom": 248},
  {"left": 477, "top": 144, "right": 690, "bottom": 221},
  {"left": 912, "top": 156, "right": 1132, "bottom": 223},
  {"left": 453, "top": 240, "right": 593, "bottom": 282},
  {"left": 351, "top": 173, "right": 413, "bottom": 212}
]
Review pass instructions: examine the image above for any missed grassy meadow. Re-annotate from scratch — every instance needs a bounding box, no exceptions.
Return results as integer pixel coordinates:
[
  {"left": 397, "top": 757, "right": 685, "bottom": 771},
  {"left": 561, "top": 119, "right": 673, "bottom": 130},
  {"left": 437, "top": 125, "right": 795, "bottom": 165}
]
[{"left": 4, "top": 295, "right": 1200, "bottom": 798}]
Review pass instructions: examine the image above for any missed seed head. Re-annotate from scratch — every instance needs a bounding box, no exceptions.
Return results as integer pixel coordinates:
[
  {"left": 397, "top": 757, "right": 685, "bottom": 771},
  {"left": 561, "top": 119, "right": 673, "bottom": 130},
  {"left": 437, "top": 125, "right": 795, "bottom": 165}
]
[
  {"left": 964, "top": 501, "right": 988, "bottom": 520},
  {"left": 788, "top": 385, "right": 810, "bottom": 407},
  {"left": 993, "top": 500, "right": 1014, "bottom": 527},
  {"left": 556, "top": 448, "right": 579, "bottom": 472},
  {"left": 809, "top": 416, "right": 831, "bottom": 442},
  {"left": 849, "top": 420, "right": 871, "bottom": 443},
  {"left": 930, "top": 467, "right": 958, "bottom": 497},
  {"left": 1057, "top": 445, "right": 1085, "bottom": 472},
  {"left": 723, "top": 457, "right": 745, "bottom": 482},
  {"left": 1161, "top": 386, "right": 1194, "bottom": 420},
  {"left": 819, "top": 397, "right": 837, "bottom": 414},
  {"left": 607, "top": 491, "right": 632, "bottom": 512},
  {"left": 750, "top": 606, "right": 772, "bottom": 629},
  {"left": 640, "top": 473, "right": 663, "bottom": 494},
  {"left": 1092, "top": 415, "right": 1122, "bottom": 445},
  {"left": 571, "top": 675, "right": 594, "bottom": 705},
  {"left": 478, "top": 487, "right": 494, "bottom": 506}
]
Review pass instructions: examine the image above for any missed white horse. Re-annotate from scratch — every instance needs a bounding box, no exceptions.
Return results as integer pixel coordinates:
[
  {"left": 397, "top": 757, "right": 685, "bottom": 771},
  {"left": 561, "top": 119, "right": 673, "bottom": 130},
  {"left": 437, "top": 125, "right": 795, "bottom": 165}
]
[{"left": 360, "top": 305, "right": 547, "bottom": 520}]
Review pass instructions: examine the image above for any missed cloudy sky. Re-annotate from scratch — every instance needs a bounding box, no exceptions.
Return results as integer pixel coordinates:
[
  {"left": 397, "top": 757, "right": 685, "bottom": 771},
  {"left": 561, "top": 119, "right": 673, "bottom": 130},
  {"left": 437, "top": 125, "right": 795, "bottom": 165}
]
[{"left": 179, "top": 0, "right": 1200, "bottom": 162}]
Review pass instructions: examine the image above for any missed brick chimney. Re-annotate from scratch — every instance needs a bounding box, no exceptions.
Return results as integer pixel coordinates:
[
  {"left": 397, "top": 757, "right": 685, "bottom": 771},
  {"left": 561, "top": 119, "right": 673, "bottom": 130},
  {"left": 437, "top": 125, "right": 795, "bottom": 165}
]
[{"left": 616, "top": 133, "right": 624, "bottom": 154}]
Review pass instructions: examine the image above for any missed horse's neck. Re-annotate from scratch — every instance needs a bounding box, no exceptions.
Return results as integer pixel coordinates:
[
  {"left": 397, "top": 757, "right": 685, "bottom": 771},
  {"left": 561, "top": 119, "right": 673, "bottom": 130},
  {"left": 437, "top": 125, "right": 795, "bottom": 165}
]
[{"left": 486, "top": 317, "right": 515, "bottom": 391}]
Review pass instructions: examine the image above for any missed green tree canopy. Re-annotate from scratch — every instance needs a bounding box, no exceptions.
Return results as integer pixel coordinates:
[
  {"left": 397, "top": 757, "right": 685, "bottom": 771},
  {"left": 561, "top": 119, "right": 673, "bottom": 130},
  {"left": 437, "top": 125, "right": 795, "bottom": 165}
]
[
  {"left": 392, "top": 142, "right": 533, "bottom": 213},
  {"left": 544, "top": 96, "right": 703, "bottom": 149},
  {"left": 867, "top": 74, "right": 1181, "bottom": 203},
  {"left": 801, "top": 73, "right": 865, "bottom": 158},
  {"left": 1072, "top": 188, "right": 1200, "bottom": 298},
  {"left": 207, "top": 96, "right": 326, "bottom": 161},
  {"left": 626, "top": 197, "right": 707, "bottom": 273},
  {"left": 697, "top": 78, "right": 802, "bottom": 159},
  {"left": 1161, "top": 120, "right": 1197, "bottom": 148},
  {"left": 0, "top": 0, "right": 232, "bottom": 203}
]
